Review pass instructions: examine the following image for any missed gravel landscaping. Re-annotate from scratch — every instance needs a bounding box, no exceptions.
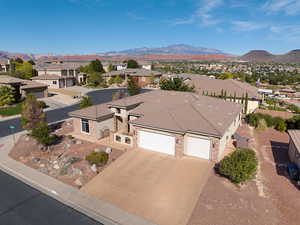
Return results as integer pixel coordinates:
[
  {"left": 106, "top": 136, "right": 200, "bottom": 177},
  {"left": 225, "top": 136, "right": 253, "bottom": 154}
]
[{"left": 9, "top": 120, "right": 124, "bottom": 188}]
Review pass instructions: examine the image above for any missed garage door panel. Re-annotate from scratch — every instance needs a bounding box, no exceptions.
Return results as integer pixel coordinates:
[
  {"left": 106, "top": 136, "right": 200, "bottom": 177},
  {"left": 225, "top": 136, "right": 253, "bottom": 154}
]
[
  {"left": 138, "top": 130, "right": 175, "bottom": 155},
  {"left": 185, "top": 136, "right": 211, "bottom": 160}
]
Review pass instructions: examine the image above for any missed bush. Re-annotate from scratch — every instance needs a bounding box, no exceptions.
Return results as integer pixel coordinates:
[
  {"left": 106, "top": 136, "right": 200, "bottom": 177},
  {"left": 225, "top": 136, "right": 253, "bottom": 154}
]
[
  {"left": 38, "top": 100, "right": 47, "bottom": 109},
  {"left": 31, "top": 122, "right": 57, "bottom": 146},
  {"left": 275, "top": 120, "right": 287, "bottom": 132},
  {"left": 257, "top": 118, "right": 268, "bottom": 131},
  {"left": 246, "top": 113, "right": 287, "bottom": 132},
  {"left": 86, "top": 151, "right": 109, "bottom": 166},
  {"left": 217, "top": 149, "right": 258, "bottom": 184}
]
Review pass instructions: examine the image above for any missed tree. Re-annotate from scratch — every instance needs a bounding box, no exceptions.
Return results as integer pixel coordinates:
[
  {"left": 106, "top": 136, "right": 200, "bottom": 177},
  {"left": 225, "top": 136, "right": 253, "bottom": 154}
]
[
  {"left": 28, "top": 60, "right": 35, "bottom": 65},
  {"left": 114, "top": 75, "right": 123, "bottom": 85},
  {"left": 126, "top": 59, "right": 139, "bottom": 69},
  {"left": 90, "top": 59, "right": 105, "bottom": 73},
  {"left": 14, "top": 58, "right": 24, "bottom": 64},
  {"left": 31, "top": 122, "right": 56, "bottom": 146},
  {"left": 87, "top": 73, "right": 105, "bottom": 87},
  {"left": 80, "top": 96, "right": 93, "bottom": 109},
  {"left": 107, "top": 63, "right": 114, "bottom": 72},
  {"left": 127, "top": 77, "right": 140, "bottom": 96},
  {"left": 21, "top": 95, "right": 46, "bottom": 130},
  {"left": 244, "top": 92, "right": 249, "bottom": 114},
  {"left": 159, "top": 77, "right": 195, "bottom": 92},
  {"left": 15, "top": 61, "right": 34, "bottom": 79},
  {"left": 0, "top": 85, "right": 15, "bottom": 106}
]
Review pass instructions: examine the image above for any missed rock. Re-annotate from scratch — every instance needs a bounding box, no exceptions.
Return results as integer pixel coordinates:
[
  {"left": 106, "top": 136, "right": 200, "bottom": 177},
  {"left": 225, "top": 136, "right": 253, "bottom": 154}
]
[
  {"left": 25, "top": 136, "right": 30, "bottom": 142},
  {"left": 105, "top": 147, "right": 112, "bottom": 154},
  {"left": 32, "top": 158, "right": 41, "bottom": 164},
  {"left": 90, "top": 164, "right": 97, "bottom": 173},
  {"left": 40, "top": 164, "right": 45, "bottom": 168},
  {"left": 59, "top": 167, "right": 68, "bottom": 176},
  {"left": 94, "top": 148, "right": 101, "bottom": 153},
  {"left": 53, "top": 164, "right": 60, "bottom": 170},
  {"left": 74, "top": 178, "right": 83, "bottom": 187},
  {"left": 72, "top": 168, "right": 82, "bottom": 175},
  {"left": 76, "top": 140, "right": 83, "bottom": 145}
]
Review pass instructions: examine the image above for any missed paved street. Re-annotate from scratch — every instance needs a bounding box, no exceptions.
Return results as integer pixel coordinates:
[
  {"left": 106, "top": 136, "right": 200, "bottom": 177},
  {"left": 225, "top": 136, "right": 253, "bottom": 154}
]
[
  {"left": 0, "top": 170, "right": 102, "bottom": 225},
  {"left": 0, "top": 88, "right": 149, "bottom": 138}
]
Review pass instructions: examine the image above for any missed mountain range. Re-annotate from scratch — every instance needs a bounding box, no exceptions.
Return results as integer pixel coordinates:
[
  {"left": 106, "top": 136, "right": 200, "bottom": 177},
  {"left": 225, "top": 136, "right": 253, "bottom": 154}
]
[
  {"left": 104, "top": 44, "right": 226, "bottom": 55},
  {"left": 239, "top": 50, "right": 300, "bottom": 63}
]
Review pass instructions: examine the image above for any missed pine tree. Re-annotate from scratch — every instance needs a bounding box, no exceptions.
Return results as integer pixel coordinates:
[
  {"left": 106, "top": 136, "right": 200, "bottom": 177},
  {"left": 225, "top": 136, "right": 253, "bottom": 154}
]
[
  {"left": 233, "top": 92, "right": 236, "bottom": 102},
  {"left": 21, "top": 95, "right": 46, "bottom": 130},
  {"left": 244, "top": 92, "right": 249, "bottom": 114}
]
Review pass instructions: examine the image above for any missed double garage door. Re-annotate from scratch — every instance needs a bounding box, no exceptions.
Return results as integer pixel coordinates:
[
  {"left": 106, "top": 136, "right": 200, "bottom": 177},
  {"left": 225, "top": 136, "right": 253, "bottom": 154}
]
[{"left": 138, "top": 130, "right": 211, "bottom": 160}]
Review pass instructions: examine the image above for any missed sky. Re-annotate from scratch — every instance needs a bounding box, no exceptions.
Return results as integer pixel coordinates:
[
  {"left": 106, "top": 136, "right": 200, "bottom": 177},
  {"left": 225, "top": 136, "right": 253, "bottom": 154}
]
[{"left": 0, "top": 0, "right": 300, "bottom": 55}]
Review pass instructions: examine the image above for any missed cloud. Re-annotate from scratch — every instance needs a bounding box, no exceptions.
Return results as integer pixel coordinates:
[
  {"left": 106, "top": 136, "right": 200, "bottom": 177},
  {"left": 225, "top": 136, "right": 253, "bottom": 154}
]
[
  {"left": 171, "top": 0, "right": 223, "bottom": 26},
  {"left": 269, "top": 24, "right": 300, "bottom": 41},
  {"left": 231, "top": 21, "right": 267, "bottom": 31},
  {"left": 262, "top": 0, "right": 300, "bottom": 15}
]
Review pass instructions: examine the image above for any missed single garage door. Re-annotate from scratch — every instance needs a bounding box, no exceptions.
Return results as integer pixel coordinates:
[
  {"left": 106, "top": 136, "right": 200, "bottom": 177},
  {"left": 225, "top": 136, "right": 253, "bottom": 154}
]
[
  {"left": 185, "top": 136, "right": 211, "bottom": 160},
  {"left": 138, "top": 130, "right": 175, "bottom": 155},
  {"left": 26, "top": 90, "right": 45, "bottom": 99}
]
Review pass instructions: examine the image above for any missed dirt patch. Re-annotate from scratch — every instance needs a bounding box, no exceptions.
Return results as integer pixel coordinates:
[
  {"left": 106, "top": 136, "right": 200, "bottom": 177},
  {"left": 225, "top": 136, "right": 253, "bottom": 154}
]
[
  {"left": 188, "top": 124, "right": 299, "bottom": 225},
  {"left": 9, "top": 120, "right": 124, "bottom": 188}
]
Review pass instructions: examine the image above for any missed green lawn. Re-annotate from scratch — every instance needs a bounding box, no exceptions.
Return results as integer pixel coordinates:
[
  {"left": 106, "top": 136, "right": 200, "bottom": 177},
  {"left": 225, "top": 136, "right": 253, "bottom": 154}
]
[{"left": 0, "top": 102, "right": 23, "bottom": 117}]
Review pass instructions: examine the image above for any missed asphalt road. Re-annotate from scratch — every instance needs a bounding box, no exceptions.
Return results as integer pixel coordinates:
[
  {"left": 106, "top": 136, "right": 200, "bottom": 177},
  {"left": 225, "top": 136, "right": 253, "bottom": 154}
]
[
  {"left": 0, "top": 88, "right": 149, "bottom": 138},
  {"left": 0, "top": 170, "right": 103, "bottom": 225}
]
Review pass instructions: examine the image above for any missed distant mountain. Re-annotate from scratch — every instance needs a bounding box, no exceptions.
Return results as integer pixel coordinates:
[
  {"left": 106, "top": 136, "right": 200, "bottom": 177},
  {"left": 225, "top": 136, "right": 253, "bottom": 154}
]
[
  {"left": 105, "top": 44, "right": 227, "bottom": 55},
  {"left": 240, "top": 49, "right": 300, "bottom": 63},
  {"left": 0, "top": 50, "right": 34, "bottom": 61}
]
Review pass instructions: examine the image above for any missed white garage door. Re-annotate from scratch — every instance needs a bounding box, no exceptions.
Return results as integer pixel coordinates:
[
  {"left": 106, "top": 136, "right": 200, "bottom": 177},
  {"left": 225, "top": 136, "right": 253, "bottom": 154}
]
[
  {"left": 185, "top": 136, "right": 211, "bottom": 160},
  {"left": 138, "top": 130, "right": 175, "bottom": 155}
]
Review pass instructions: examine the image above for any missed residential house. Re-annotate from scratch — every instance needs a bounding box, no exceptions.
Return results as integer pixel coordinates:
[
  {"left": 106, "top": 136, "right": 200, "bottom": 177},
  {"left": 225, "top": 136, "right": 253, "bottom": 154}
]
[
  {"left": 0, "top": 59, "right": 10, "bottom": 72},
  {"left": 0, "top": 75, "right": 48, "bottom": 99},
  {"left": 288, "top": 130, "right": 300, "bottom": 168},
  {"left": 102, "top": 68, "right": 162, "bottom": 87},
  {"left": 34, "top": 62, "right": 88, "bottom": 87},
  {"left": 69, "top": 90, "right": 242, "bottom": 162},
  {"left": 165, "top": 74, "right": 262, "bottom": 114}
]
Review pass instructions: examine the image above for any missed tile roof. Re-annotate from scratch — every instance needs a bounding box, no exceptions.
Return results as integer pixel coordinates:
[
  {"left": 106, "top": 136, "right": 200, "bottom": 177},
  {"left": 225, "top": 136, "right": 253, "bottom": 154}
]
[
  {"left": 70, "top": 90, "right": 242, "bottom": 137},
  {"left": 0, "top": 75, "right": 23, "bottom": 84},
  {"left": 165, "top": 74, "right": 261, "bottom": 99},
  {"left": 20, "top": 80, "right": 48, "bottom": 89},
  {"left": 35, "top": 62, "right": 88, "bottom": 71},
  {"left": 288, "top": 130, "right": 300, "bottom": 153},
  {"left": 102, "top": 68, "right": 162, "bottom": 77}
]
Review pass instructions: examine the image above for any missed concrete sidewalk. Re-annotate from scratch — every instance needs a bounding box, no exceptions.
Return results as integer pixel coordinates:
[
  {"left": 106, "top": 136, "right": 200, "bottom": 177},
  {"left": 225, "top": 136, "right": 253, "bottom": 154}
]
[{"left": 0, "top": 134, "right": 156, "bottom": 225}]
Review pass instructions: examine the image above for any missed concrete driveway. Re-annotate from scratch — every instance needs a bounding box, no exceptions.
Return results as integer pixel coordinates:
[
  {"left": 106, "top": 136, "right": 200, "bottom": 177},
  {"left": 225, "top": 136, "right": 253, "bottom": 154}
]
[{"left": 81, "top": 150, "right": 213, "bottom": 225}]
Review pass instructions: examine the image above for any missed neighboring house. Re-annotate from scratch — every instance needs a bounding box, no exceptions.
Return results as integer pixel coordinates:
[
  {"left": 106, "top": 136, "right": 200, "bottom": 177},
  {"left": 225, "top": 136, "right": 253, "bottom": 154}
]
[
  {"left": 69, "top": 90, "right": 242, "bottom": 161},
  {"left": 32, "top": 74, "right": 75, "bottom": 89},
  {"left": 102, "top": 68, "right": 162, "bottom": 87},
  {"left": 0, "top": 59, "right": 10, "bottom": 72},
  {"left": 0, "top": 75, "right": 48, "bottom": 99},
  {"left": 34, "top": 62, "right": 87, "bottom": 86},
  {"left": 165, "top": 74, "right": 262, "bottom": 114},
  {"left": 288, "top": 130, "right": 300, "bottom": 168}
]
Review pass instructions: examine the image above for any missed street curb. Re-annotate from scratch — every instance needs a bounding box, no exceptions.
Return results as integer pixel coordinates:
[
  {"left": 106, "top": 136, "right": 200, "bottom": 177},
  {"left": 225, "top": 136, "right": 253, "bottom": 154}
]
[{"left": 0, "top": 133, "right": 157, "bottom": 225}]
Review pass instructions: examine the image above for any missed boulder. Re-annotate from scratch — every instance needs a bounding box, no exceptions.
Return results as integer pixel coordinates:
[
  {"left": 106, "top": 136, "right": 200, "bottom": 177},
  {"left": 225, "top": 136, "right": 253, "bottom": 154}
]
[
  {"left": 32, "top": 158, "right": 41, "bottom": 164},
  {"left": 74, "top": 178, "right": 83, "bottom": 187},
  {"left": 105, "top": 147, "right": 112, "bottom": 154},
  {"left": 90, "top": 164, "right": 97, "bottom": 173},
  {"left": 94, "top": 148, "right": 101, "bottom": 153}
]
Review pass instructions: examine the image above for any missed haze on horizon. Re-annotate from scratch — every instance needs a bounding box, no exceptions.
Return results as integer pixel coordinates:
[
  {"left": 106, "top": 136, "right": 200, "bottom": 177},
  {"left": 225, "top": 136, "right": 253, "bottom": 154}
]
[{"left": 0, "top": 0, "right": 300, "bottom": 55}]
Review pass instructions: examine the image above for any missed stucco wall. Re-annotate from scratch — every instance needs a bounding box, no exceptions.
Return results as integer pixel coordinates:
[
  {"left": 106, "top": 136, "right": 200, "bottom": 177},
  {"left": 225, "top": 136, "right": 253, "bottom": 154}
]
[
  {"left": 73, "top": 117, "right": 113, "bottom": 140},
  {"left": 288, "top": 140, "right": 300, "bottom": 168}
]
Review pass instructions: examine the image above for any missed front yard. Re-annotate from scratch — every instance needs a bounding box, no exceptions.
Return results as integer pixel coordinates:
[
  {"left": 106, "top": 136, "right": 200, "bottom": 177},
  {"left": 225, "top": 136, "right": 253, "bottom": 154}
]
[
  {"left": 0, "top": 102, "right": 23, "bottom": 117},
  {"left": 9, "top": 120, "right": 124, "bottom": 188}
]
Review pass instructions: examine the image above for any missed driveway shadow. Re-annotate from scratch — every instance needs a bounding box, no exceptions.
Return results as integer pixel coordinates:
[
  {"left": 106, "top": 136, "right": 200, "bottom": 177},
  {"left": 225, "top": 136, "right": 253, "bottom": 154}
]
[
  {"left": 270, "top": 141, "right": 290, "bottom": 176},
  {"left": 270, "top": 140, "right": 299, "bottom": 190}
]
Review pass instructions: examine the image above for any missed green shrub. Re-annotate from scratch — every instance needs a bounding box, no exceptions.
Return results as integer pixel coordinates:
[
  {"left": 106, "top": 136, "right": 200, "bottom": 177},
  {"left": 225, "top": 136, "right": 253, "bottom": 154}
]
[
  {"left": 275, "top": 119, "right": 287, "bottom": 132},
  {"left": 86, "top": 151, "right": 109, "bottom": 166},
  {"left": 38, "top": 100, "right": 47, "bottom": 109},
  {"left": 31, "top": 122, "right": 56, "bottom": 146},
  {"left": 246, "top": 113, "right": 287, "bottom": 132},
  {"left": 257, "top": 118, "right": 268, "bottom": 131},
  {"left": 217, "top": 149, "right": 258, "bottom": 184}
]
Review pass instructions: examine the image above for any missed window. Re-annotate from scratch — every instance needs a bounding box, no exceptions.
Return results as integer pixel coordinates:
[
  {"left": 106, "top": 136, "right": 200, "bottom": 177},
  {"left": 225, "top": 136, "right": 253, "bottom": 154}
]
[
  {"left": 52, "top": 81, "right": 57, "bottom": 84},
  {"left": 116, "top": 108, "right": 121, "bottom": 114},
  {"left": 81, "top": 119, "right": 90, "bottom": 133},
  {"left": 116, "top": 135, "right": 121, "bottom": 142},
  {"left": 125, "top": 137, "right": 131, "bottom": 144},
  {"left": 61, "top": 70, "right": 68, "bottom": 76},
  {"left": 69, "top": 70, "right": 74, "bottom": 76}
]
